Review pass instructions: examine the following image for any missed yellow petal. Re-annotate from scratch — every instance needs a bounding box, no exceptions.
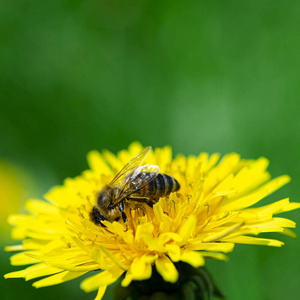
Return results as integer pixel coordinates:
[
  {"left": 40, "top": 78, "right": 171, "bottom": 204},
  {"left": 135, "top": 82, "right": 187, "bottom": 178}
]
[
  {"left": 158, "top": 232, "right": 182, "bottom": 244},
  {"left": 281, "top": 228, "right": 297, "bottom": 238},
  {"left": 277, "top": 202, "right": 300, "bottom": 214},
  {"left": 141, "top": 232, "right": 166, "bottom": 252},
  {"left": 221, "top": 175, "right": 291, "bottom": 211},
  {"left": 230, "top": 158, "right": 270, "bottom": 196},
  {"left": 121, "top": 271, "right": 133, "bottom": 287},
  {"left": 80, "top": 267, "right": 124, "bottom": 293},
  {"left": 98, "top": 246, "right": 128, "bottom": 271},
  {"left": 185, "top": 242, "right": 234, "bottom": 253},
  {"left": 201, "top": 252, "right": 228, "bottom": 261},
  {"left": 135, "top": 222, "right": 154, "bottom": 241},
  {"left": 180, "top": 251, "right": 205, "bottom": 268},
  {"left": 91, "top": 248, "right": 103, "bottom": 266},
  {"left": 178, "top": 215, "right": 197, "bottom": 243},
  {"left": 102, "top": 150, "right": 123, "bottom": 171},
  {"left": 153, "top": 202, "right": 165, "bottom": 222},
  {"left": 173, "top": 201, "right": 187, "bottom": 229},
  {"left": 165, "top": 244, "right": 181, "bottom": 262},
  {"left": 244, "top": 198, "right": 290, "bottom": 216},
  {"left": 5, "top": 245, "right": 25, "bottom": 252},
  {"left": 5, "top": 269, "right": 28, "bottom": 279},
  {"left": 25, "top": 264, "right": 64, "bottom": 281},
  {"left": 202, "top": 223, "right": 242, "bottom": 242},
  {"left": 87, "top": 150, "right": 112, "bottom": 175},
  {"left": 22, "top": 239, "right": 49, "bottom": 250},
  {"left": 95, "top": 285, "right": 107, "bottom": 300},
  {"left": 223, "top": 236, "right": 284, "bottom": 247},
  {"left": 129, "top": 255, "right": 153, "bottom": 280},
  {"left": 10, "top": 252, "right": 41, "bottom": 265},
  {"left": 205, "top": 153, "right": 221, "bottom": 171},
  {"left": 11, "top": 227, "right": 27, "bottom": 240},
  {"left": 155, "top": 255, "right": 178, "bottom": 283},
  {"left": 24, "top": 199, "right": 58, "bottom": 214},
  {"left": 33, "top": 270, "right": 88, "bottom": 288}
]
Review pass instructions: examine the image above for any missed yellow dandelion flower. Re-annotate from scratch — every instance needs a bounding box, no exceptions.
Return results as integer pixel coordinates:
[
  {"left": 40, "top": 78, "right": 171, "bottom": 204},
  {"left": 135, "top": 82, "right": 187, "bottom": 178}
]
[
  {"left": 5, "top": 143, "right": 300, "bottom": 299},
  {"left": 0, "top": 159, "right": 30, "bottom": 234}
]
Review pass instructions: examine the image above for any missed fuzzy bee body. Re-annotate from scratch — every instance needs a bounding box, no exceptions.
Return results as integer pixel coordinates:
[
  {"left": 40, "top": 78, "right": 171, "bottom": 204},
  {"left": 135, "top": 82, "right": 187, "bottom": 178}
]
[
  {"left": 130, "top": 173, "right": 180, "bottom": 199},
  {"left": 90, "top": 147, "right": 180, "bottom": 226}
]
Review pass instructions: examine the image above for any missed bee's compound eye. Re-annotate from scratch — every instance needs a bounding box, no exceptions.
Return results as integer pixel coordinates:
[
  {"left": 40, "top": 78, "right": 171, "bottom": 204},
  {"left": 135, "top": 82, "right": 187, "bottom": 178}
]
[{"left": 97, "top": 191, "right": 109, "bottom": 206}]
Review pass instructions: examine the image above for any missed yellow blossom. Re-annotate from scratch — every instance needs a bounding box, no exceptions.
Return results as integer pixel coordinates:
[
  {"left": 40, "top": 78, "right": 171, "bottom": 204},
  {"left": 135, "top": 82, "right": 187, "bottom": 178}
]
[
  {"left": 0, "top": 159, "right": 29, "bottom": 234},
  {"left": 4, "top": 142, "right": 300, "bottom": 299}
]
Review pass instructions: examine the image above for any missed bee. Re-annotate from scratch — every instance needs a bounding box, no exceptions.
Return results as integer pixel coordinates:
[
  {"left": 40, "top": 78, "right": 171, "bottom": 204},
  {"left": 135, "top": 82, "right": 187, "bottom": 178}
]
[{"left": 90, "top": 146, "right": 180, "bottom": 226}]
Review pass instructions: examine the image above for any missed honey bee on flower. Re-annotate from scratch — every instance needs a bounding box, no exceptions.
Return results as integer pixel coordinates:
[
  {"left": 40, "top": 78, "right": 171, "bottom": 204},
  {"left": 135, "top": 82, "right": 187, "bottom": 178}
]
[
  {"left": 5, "top": 142, "right": 300, "bottom": 300},
  {"left": 90, "top": 146, "right": 180, "bottom": 226}
]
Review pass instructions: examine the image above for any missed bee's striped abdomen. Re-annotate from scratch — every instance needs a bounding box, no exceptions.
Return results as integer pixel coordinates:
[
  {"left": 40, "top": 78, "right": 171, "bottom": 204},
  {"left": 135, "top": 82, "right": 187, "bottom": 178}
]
[
  {"left": 147, "top": 173, "right": 180, "bottom": 198},
  {"left": 131, "top": 172, "right": 180, "bottom": 200}
]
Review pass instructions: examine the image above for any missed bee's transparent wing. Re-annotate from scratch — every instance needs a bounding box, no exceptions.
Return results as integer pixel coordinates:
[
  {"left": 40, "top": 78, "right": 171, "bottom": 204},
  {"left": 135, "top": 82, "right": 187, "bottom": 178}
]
[
  {"left": 110, "top": 146, "right": 151, "bottom": 186},
  {"left": 114, "top": 164, "right": 160, "bottom": 202}
]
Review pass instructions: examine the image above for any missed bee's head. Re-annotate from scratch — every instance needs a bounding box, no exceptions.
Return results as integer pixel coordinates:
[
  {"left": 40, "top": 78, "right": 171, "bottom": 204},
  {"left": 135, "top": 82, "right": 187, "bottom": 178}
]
[{"left": 93, "top": 186, "right": 122, "bottom": 224}]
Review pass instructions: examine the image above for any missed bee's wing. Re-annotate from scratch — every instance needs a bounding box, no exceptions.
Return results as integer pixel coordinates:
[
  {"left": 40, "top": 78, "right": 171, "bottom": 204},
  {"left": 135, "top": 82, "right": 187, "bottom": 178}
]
[
  {"left": 115, "top": 164, "right": 160, "bottom": 201},
  {"left": 110, "top": 146, "right": 151, "bottom": 186}
]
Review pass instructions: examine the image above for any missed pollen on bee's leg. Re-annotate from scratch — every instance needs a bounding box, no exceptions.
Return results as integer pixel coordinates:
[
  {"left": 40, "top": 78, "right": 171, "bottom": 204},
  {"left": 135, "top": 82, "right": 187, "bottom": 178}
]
[{"left": 100, "top": 221, "right": 107, "bottom": 228}]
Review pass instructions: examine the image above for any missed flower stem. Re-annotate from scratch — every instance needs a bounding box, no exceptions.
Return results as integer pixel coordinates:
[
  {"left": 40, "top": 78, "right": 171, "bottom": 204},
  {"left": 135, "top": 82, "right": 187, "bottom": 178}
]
[{"left": 114, "top": 262, "right": 224, "bottom": 300}]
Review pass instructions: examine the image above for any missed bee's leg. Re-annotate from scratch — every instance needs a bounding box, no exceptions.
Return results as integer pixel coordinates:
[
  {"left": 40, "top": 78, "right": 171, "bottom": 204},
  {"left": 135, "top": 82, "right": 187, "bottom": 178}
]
[
  {"left": 97, "top": 215, "right": 107, "bottom": 228},
  {"left": 127, "top": 197, "right": 157, "bottom": 208},
  {"left": 145, "top": 199, "right": 158, "bottom": 208},
  {"left": 143, "top": 198, "right": 158, "bottom": 208},
  {"left": 119, "top": 201, "right": 127, "bottom": 223},
  {"left": 95, "top": 215, "right": 107, "bottom": 228}
]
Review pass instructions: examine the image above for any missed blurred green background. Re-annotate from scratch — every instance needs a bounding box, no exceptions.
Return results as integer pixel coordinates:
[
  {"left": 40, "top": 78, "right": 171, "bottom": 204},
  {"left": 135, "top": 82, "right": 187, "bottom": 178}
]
[{"left": 1, "top": 1, "right": 300, "bottom": 299}]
